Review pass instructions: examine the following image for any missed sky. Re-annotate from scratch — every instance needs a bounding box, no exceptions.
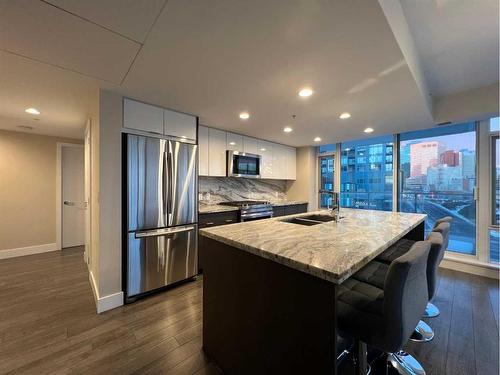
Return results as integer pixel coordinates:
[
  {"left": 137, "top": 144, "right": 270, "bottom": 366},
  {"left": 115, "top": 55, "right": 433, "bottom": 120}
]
[{"left": 400, "top": 131, "right": 476, "bottom": 152}]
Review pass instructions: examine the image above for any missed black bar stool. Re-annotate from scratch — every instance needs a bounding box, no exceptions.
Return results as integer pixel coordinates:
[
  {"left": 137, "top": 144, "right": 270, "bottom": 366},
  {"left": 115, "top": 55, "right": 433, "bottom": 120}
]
[{"left": 337, "top": 241, "right": 431, "bottom": 375}]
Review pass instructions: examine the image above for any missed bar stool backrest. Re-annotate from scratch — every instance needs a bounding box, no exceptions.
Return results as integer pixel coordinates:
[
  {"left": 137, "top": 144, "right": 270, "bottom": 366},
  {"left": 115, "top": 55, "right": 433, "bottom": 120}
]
[
  {"left": 424, "top": 231, "right": 444, "bottom": 301},
  {"left": 382, "top": 241, "right": 431, "bottom": 352}
]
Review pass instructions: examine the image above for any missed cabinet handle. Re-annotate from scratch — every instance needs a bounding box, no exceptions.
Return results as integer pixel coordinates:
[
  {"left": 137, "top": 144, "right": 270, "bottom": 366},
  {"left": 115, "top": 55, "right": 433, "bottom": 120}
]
[
  {"left": 205, "top": 222, "right": 214, "bottom": 226},
  {"left": 225, "top": 219, "right": 233, "bottom": 223}
]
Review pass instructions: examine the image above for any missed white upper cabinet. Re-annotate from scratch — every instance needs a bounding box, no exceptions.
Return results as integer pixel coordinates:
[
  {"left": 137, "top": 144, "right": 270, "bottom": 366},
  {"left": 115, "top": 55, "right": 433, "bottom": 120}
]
[
  {"left": 197, "top": 125, "right": 296, "bottom": 180},
  {"left": 163, "top": 109, "right": 197, "bottom": 141},
  {"left": 123, "top": 98, "right": 163, "bottom": 135},
  {"left": 226, "top": 132, "right": 243, "bottom": 151},
  {"left": 272, "top": 144, "right": 287, "bottom": 180},
  {"left": 198, "top": 126, "right": 209, "bottom": 176},
  {"left": 258, "top": 140, "right": 274, "bottom": 179},
  {"left": 208, "top": 128, "right": 227, "bottom": 177},
  {"left": 243, "top": 137, "right": 259, "bottom": 155},
  {"left": 285, "top": 146, "right": 296, "bottom": 180}
]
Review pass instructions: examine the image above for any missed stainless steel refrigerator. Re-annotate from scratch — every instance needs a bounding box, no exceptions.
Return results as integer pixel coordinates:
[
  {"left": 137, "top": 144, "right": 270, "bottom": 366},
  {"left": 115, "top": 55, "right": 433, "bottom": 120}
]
[{"left": 125, "top": 134, "right": 198, "bottom": 302}]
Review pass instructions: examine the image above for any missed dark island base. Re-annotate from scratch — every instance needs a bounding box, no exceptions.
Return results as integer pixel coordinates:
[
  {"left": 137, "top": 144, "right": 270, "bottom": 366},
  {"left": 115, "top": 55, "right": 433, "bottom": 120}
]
[
  {"left": 201, "top": 221, "right": 425, "bottom": 375},
  {"left": 202, "top": 237, "right": 338, "bottom": 375}
]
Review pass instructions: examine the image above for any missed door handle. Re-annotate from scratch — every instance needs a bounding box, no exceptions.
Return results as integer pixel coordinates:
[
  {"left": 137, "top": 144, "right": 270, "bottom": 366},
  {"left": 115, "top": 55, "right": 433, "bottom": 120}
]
[
  {"left": 166, "top": 147, "right": 173, "bottom": 225},
  {"left": 135, "top": 225, "right": 195, "bottom": 238},
  {"left": 64, "top": 201, "right": 75, "bottom": 206}
]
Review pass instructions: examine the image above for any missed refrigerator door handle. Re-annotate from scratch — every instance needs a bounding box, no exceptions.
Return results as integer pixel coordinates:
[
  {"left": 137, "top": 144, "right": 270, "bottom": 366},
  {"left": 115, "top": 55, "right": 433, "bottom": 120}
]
[
  {"left": 134, "top": 225, "right": 195, "bottom": 238},
  {"left": 166, "top": 145, "right": 173, "bottom": 225}
]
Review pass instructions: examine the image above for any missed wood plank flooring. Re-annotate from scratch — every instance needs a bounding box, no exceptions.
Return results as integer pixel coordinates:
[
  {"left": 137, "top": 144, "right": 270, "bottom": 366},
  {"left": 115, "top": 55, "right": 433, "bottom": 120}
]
[{"left": 0, "top": 247, "right": 498, "bottom": 374}]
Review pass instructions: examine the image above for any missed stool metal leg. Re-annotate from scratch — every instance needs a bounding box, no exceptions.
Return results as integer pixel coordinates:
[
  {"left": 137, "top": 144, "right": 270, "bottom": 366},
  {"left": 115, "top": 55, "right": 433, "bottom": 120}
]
[
  {"left": 410, "top": 320, "right": 434, "bottom": 342},
  {"left": 422, "top": 302, "right": 440, "bottom": 318},
  {"left": 388, "top": 351, "right": 426, "bottom": 375}
]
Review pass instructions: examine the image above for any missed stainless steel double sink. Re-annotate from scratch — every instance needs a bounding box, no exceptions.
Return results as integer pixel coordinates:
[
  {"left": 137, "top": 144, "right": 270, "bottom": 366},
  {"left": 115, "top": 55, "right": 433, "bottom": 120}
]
[{"left": 281, "top": 214, "right": 339, "bottom": 226}]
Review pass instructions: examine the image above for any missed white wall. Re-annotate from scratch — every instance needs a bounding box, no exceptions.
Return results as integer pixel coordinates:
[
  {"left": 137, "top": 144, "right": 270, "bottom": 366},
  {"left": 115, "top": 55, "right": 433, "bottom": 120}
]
[
  {"left": 433, "top": 82, "right": 499, "bottom": 124},
  {"left": 88, "top": 89, "right": 123, "bottom": 312},
  {"left": 286, "top": 147, "right": 318, "bottom": 210},
  {"left": 0, "top": 130, "right": 82, "bottom": 258}
]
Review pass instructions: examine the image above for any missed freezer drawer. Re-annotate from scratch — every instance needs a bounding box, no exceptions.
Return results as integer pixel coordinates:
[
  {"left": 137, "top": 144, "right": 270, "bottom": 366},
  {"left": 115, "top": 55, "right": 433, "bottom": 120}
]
[{"left": 127, "top": 225, "right": 198, "bottom": 297}]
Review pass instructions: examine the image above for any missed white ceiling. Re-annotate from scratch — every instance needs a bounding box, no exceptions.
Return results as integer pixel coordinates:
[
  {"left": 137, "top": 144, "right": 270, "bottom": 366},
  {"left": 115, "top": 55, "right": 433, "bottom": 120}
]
[
  {"left": 400, "top": 0, "right": 499, "bottom": 98},
  {"left": 0, "top": 0, "right": 497, "bottom": 144}
]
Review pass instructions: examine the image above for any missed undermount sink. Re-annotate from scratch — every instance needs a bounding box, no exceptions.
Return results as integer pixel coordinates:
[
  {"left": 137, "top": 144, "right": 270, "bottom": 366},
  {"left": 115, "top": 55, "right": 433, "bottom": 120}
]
[
  {"left": 281, "top": 214, "right": 338, "bottom": 226},
  {"left": 282, "top": 217, "right": 323, "bottom": 226},
  {"left": 299, "top": 214, "right": 337, "bottom": 222}
]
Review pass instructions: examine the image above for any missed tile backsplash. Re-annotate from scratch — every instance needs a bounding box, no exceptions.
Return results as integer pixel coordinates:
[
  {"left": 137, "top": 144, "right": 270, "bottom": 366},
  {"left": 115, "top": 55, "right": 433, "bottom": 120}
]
[{"left": 199, "top": 177, "right": 287, "bottom": 204}]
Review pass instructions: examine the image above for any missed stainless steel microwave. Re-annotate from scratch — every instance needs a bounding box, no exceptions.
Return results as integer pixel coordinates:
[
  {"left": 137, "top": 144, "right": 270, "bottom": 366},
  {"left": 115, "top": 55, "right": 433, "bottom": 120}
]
[{"left": 226, "top": 150, "right": 261, "bottom": 178}]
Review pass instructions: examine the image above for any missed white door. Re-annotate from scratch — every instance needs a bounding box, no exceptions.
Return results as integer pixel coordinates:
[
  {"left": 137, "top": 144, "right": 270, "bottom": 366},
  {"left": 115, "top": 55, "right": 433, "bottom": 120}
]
[{"left": 62, "top": 146, "right": 85, "bottom": 248}]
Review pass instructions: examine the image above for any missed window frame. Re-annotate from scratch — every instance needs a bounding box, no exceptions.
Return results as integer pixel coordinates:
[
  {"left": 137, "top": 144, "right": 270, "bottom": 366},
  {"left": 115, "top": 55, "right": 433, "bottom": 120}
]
[{"left": 317, "top": 149, "right": 336, "bottom": 209}]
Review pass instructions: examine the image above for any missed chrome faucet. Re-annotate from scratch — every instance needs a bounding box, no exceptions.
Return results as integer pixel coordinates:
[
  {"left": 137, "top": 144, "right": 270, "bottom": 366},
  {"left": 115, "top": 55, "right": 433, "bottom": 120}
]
[{"left": 319, "top": 190, "right": 341, "bottom": 221}]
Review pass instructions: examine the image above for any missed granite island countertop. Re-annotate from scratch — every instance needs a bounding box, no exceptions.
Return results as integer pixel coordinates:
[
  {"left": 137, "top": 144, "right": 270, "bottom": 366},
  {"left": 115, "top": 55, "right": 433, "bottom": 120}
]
[{"left": 200, "top": 208, "right": 426, "bottom": 284}]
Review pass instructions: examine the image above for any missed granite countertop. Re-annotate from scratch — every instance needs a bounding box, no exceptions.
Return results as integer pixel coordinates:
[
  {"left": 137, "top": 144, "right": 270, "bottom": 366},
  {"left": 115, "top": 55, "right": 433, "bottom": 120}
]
[
  {"left": 200, "top": 208, "right": 426, "bottom": 284},
  {"left": 271, "top": 200, "right": 308, "bottom": 207},
  {"left": 198, "top": 204, "right": 240, "bottom": 214},
  {"left": 199, "top": 200, "right": 308, "bottom": 214}
]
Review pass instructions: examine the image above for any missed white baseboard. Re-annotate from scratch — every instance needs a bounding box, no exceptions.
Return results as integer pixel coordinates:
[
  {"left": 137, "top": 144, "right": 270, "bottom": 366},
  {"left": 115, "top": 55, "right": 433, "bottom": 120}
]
[
  {"left": 88, "top": 270, "right": 123, "bottom": 314},
  {"left": 0, "top": 243, "right": 58, "bottom": 260},
  {"left": 440, "top": 257, "right": 500, "bottom": 279},
  {"left": 97, "top": 291, "right": 124, "bottom": 314}
]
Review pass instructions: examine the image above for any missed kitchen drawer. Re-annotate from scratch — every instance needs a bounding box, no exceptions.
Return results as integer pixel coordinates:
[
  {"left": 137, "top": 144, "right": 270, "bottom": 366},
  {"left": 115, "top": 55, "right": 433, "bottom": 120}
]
[
  {"left": 273, "top": 206, "right": 285, "bottom": 217},
  {"left": 199, "top": 211, "right": 239, "bottom": 228},
  {"left": 283, "top": 203, "right": 308, "bottom": 216}
]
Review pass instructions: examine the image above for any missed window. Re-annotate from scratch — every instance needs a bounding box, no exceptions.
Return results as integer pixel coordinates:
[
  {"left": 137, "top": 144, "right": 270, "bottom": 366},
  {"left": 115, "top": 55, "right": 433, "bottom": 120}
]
[
  {"left": 340, "top": 136, "right": 393, "bottom": 211},
  {"left": 319, "top": 154, "right": 335, "bottom": 208},
  {"left": 399, "top": 123, "right": 477, "bottom": 255},
  {"left": 490, "top": 117, "right": 499, "bottom": 263}
]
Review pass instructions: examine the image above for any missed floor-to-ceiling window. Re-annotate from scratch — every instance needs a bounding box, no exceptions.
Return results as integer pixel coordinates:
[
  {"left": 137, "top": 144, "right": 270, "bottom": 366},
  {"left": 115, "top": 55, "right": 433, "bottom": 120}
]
[
  {"left": 318, "top": 144, "right": 335, "bottom": 208},
  {"left": 490, "top": 117, "right": 499, "bottom": 263},
  {"left": 340, "top": 136, "right": 393, "bottom": 211},
  {"left": 398, "top": 123, "right": 477, "bottom": 255}
]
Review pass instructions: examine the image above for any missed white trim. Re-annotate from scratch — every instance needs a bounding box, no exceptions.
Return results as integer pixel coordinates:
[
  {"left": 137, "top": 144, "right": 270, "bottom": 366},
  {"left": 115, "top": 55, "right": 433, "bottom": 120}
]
[
  {"left": 0, "top": 243, "right": 58, "bottom": 260},
  {"left": 441, "top": 254, "right": 499, "bottom": 279},
  {"left": 88, "top": 270, "right": 124, "bottom": 314},
  {"left": 56, "top": 142, "right": 84, "bottom": 250},
  {"left": 97, "top": 292, "right": 124, "bottom": 314}
]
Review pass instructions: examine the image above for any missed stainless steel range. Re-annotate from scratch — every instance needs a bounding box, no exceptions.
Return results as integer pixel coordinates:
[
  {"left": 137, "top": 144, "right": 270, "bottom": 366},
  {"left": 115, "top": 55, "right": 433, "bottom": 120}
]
[{"left": 219, "top": 200, "right": 273, "bottom": 222}]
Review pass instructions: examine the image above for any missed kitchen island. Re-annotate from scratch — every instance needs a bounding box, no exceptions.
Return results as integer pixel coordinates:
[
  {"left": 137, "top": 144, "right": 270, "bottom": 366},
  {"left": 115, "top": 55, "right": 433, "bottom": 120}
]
[{"left": 200, "top": 208, "right": 426, "bottom": 375}]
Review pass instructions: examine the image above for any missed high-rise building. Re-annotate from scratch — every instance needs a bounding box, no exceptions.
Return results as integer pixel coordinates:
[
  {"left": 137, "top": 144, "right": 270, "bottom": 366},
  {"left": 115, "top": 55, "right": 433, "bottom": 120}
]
[
  {"left": 461, "top": 150, "right": 475, "bottom": 178},
  {"left": 410, "top": 141, "right": 444, "bottom": 177},
  {"left": 440, "top": 150, "right": 459, "bottom": 166},
  {"left": 427, "top": 165, "right": 463, "bottom": 191}
]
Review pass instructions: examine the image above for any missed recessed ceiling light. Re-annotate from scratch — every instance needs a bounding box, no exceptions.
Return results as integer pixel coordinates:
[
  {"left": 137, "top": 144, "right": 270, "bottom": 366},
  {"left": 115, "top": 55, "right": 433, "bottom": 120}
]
[
  {"left": 25, "top": 108, "right": 40, "bottom": 115},
  {"left": 283, "top": 127, "right": 293, "bottom": 133},
  {"left": 260, "top": 148, "right": 266, "bottom": 152},
  {"left": 298, "top": 88, "right": 313, "bottom": 97},
  {"left": 364, "top": 127, "right": 374, "bottom": 133},
  {"left": 313, "top": 137, "right": 322, "bottom": 142},
  {"left": 239, "top": 112, "right": 250, "bottom": 120},
  {"left": 339, "top": 112, "right": 351, "bottom": 119},
  {"left": 229, "top": 142, "right": 236, "bottom": 145}
]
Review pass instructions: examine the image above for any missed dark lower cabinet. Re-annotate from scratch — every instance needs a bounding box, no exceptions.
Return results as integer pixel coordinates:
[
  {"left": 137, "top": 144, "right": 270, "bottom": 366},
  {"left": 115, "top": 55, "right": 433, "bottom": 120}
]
[
  {"left": 198, "top": 210, "right": 239, "bottom": 272},
  {"left": 273, "top": 203, "right": 308, "bottom": 217}
]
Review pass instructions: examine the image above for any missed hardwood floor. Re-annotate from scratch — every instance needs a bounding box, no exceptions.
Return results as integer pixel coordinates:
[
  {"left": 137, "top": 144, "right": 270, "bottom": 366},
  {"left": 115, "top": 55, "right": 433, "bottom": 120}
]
[{"left": 0, "top": 247, "right": 498, "bottom": 374}]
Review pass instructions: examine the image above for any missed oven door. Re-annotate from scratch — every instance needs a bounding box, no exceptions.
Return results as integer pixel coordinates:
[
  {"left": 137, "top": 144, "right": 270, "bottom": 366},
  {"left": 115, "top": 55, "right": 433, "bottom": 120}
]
[
  {"left": 227, "top": 151, "right": 261, "bottom": 178},
  {"left": 240, "top": 211, "right": 273, "bottom": 222}
]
